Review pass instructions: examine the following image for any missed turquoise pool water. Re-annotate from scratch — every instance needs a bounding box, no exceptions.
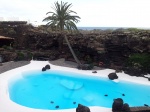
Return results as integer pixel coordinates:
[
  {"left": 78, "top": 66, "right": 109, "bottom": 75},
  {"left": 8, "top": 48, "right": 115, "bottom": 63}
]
[{"left": 9, "top": 70, "right": 150, "bottom": 110}]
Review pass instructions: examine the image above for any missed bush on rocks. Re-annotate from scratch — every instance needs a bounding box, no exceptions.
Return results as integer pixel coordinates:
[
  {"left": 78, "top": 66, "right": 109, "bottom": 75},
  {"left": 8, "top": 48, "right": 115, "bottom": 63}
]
[{"left": 125, "top": 53, "right": 150, "bottom": 76}]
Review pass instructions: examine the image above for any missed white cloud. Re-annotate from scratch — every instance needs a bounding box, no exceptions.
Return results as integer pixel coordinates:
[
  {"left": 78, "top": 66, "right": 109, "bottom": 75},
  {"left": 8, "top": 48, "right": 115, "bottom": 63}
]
[
  {"left": 0, "top": 0, "right": 49, "bottom": 23},
  {"left": 75, "top": 0, "right": 150, "bottom": 27},
  {"left": 0, "top": 0, "right": 150, "bottom": 27}
]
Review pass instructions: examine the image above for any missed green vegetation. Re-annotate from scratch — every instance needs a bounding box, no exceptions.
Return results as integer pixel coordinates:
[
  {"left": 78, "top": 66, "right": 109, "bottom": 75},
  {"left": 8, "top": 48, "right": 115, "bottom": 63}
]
[
  {"left": 43, "top": 1, "right": 81, "bottom": 65},
  {"left": 126, "top": 28, "right": 140, "bottom": 32},
  {"left": 126, "top": 53, "right": 150, "bottom": 73},
  {"left": 7, "top": 29, "right": 16, "bottom": 35},
  {"left": 43, "top": 1, "right": 80, "bottom": 32},
  {"left": 2, "top": 45, "right": 12, "bottom": 50},
  {"left": 2, "top": 45, "right": 9, "bottom": 49},
  {"left": 27, "top": 52, "right": 33, "bottom": 60},
  {"left": 16, "top": 52, "right": 25, "bottom": 61}
]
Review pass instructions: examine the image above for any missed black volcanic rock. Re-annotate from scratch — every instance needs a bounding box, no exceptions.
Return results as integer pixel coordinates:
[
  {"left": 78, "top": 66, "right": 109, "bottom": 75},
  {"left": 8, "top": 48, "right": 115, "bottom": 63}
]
[
  {"left": 77, "top": 64, "right": 93, "bottom": 70},
  {"left": 108, "top": 73, "right": 118, "bottom": 80},
  {"left": 112, "top": 98, "right": 130, "bottom": 112},
  {"left": 76, "top": 104, "right": 90, "bottom": 112},
  {"left": 92, "top": 71, "right": 97, "bottom": 73},
  {"left": 122, "top": 103, "right": 130, "bottom": 112},
  {"left": 112, "top": 98, "right": 124, "bottom": 111},
  {"left": 45, "top": 64, "right": 50, "bottom": 70},
  {"left": 42, "top": 67, "right": 46, "bottom": 71}
]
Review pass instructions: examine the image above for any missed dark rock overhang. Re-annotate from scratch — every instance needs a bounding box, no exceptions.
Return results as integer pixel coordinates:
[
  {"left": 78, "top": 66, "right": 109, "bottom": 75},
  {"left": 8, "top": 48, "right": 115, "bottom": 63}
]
[{"left": 0, "top": 36, "right": 14, "bottom": 47}]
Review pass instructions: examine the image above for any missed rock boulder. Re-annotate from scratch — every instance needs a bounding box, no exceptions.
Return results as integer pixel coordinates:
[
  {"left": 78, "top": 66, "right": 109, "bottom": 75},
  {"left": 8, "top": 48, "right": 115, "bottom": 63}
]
[
  {"left": 76, "top": 104, "right": 90, "bottom": 112},
  {"left": 112, "top": 98, "right": 124, "bottom": 111},
  {"left": 108, "top": 73, "right": 118, "bottom": 80}
]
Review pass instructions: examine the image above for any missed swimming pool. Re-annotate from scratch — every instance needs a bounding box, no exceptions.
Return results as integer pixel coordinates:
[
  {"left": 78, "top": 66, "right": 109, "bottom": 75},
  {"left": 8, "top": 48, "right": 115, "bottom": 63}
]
[
  {"left": 9, "top": 70, "right": 150, "bottom": 110},
  {"left": 0, "top": 61, "right": 150, "bottom": 112}
]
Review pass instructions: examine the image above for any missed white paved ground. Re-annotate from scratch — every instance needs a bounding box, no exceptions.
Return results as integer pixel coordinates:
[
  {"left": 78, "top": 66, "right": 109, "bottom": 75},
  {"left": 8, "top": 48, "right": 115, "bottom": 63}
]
[{"left": 0, "top": 60, "right": 150, "bottom": 112}]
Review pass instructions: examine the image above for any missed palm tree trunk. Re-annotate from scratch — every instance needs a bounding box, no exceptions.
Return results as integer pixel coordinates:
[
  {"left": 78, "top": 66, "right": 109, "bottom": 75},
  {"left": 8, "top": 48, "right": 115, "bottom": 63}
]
[
  {"left": 58, "top": 34, "right": 63, "bottom": 51},
  {"left": 64, "top": 35, "right": 81, "bottom": 65}
]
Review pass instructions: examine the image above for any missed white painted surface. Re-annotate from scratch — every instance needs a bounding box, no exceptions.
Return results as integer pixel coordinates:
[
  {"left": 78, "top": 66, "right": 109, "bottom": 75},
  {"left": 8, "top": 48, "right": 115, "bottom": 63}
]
[{"left": 0, "top": 60, "right": 150, "bottom": 112}]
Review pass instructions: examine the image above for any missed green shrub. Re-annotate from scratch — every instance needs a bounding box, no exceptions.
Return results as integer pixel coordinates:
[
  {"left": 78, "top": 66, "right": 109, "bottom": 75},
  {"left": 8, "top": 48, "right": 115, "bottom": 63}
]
[
  {"left": 2, "top": 45, "right": 8, "bottom": 49},
  {"left": 7, "top": 29, "right": 16, "bottom": 35},
  {"left": 126, "top": 53, "right": 150, "bottom": 73},
  {"left": 85, "top": 55, "right": 93, "bottom": 64},
  {"left": 2, "top": 45, "right": 12, "bottom": 50},
  {"left": 27, "top": 52, "right": 33, "bottom": 60},
  {"left": 16, "top": 52, "right": 25, "bottom": 60},
  {"left": 126, "top": 28, "right": 140, "bottom": 32}
]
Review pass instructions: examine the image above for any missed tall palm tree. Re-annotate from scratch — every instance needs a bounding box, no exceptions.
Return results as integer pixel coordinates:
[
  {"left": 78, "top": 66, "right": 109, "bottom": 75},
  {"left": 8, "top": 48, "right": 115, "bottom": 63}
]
[{"left": 43, "top": 1, "right": 81, "bottom": 65}]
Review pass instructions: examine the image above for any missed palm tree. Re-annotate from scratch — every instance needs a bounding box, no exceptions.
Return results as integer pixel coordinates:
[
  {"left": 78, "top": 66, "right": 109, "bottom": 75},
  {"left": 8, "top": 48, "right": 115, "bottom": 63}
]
[{"left": 43, "top": 1, "right": 81, "bottom": 65}]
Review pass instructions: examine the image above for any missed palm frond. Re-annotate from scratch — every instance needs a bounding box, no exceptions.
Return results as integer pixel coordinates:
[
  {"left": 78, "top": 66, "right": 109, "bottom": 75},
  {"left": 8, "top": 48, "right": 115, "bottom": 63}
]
[
  {"left": 43, "top": 1, "right": 81, "bottom": 33},
  {"left": 46, "top": 11, "right": 54, "bottom": 15}
]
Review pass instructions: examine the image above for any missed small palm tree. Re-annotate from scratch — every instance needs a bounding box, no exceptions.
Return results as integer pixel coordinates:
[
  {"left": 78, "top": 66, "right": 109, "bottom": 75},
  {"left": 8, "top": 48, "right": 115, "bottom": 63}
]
[{"left": 43, "top": 1, "right": 81, "bottom": 65}]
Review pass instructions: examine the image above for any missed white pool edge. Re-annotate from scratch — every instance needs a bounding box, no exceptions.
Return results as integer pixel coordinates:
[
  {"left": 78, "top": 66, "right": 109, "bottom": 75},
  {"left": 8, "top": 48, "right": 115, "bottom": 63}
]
[{"left": 0, "top": 60, "right": 150, "bottom": 112}]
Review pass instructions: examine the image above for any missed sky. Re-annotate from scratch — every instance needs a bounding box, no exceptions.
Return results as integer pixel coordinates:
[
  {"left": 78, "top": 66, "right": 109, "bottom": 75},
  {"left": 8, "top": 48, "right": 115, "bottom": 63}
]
[{"left": 0, "top": 0, "right": 150, "bottom": 27}]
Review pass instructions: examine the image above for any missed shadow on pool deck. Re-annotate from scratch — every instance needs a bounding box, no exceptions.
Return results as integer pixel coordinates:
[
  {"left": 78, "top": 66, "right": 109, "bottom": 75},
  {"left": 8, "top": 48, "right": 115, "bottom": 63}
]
[
  {"left": 0, "top": 61, "right": 30, "bottom": 74},
  {"left": 0, "top": 58, "right": 103, "bottom": 74}
]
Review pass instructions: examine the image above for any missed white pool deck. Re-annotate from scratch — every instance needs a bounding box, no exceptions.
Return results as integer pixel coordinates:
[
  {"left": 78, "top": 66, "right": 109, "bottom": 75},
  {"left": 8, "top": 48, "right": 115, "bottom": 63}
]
[{"left": 0, "top": 60, "right": 150, "bottom": 112}]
